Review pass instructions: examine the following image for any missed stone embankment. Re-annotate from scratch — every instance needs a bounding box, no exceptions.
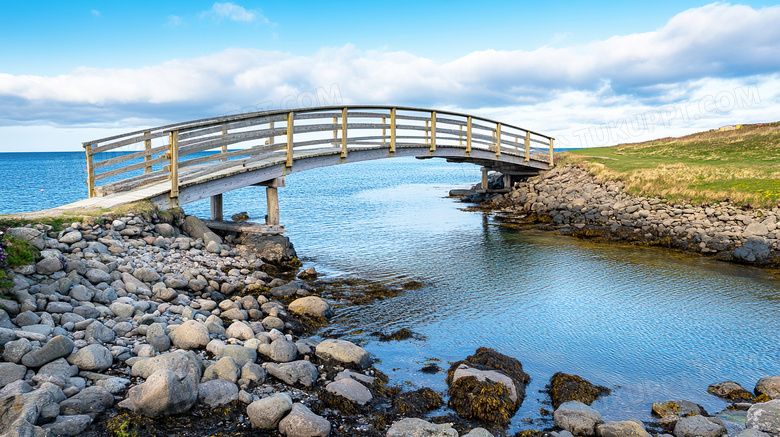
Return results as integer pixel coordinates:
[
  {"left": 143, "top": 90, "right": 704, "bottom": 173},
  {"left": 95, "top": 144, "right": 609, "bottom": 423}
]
[{"left": 487, "top": 164, "right": 780, "bottom": 267}]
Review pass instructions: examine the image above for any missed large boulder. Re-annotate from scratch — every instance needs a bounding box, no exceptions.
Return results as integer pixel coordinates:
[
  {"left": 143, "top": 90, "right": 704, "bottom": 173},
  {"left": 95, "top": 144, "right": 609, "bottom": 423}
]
[
  {"left": 549, "top": 372, "right": 611, "bottom": 409},
  {"left": 182, "top": 216, "right": 222, "bottom": 246},
  {"left": 265, "top": 361, "right": 318, "bottom": 388},
  {"left": 755, "top": 377, "right": 780, "bottom": 399},
  {"left": 386, "top": 418, "right": 458, "bottom": 437},
  {"left": 746, "top": 400, "right": 780, "bottom": 434},
  {"left": 217, "top": 344, "right": 257, "bottom": 367},
  {"left": 6, "top": 227, "right": 45, "bottom": 250},
  {"left": 239, "top": 234, "right": 297, "bottom": 265},
  {"left": 67, "top": 344, "right": 113, "bottom": 371},
  {"left": 278, "top": 403, "right": 330, "bottom": 437},
  {"left": 708, "top": 381, "right": 754, "bottom": 402},
  {"left": 118, "top": 369, "right": 198, "bottom": 418},
  {"left": 169, "top": 320, "right": 210, "bottom": 350},
  {"left": 315, "top": 339, "right": 370, "bottom": 369},
  {"left": 554, "top": 401, "right": 602, "bottom": 436},
  {"left": 247, "top": 393, "right": 293, "bottom": 429},
  {"left": 651, "top": 400, "right": 706, "bottom": 429},
  {"left": 288, "top": 296, "right": 331, "bottom": 318},
  {"left": 131, "top": 350, "right": 204, "bottom": 386},
  {"left": 673, "top": 415, "right": 727, "bottom": 437},
  {"left": 59, "top": 386, "right": 114, "bottom": 416},
  {"left": 325, "top": 377, "right": 372, "bottom": 406}
]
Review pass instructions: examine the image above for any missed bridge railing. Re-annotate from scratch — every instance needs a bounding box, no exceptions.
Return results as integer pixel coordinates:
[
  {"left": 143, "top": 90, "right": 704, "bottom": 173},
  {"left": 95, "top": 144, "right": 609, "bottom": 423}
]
[{"left": 83, "top": 106, "right": 555, "bottom": 198}]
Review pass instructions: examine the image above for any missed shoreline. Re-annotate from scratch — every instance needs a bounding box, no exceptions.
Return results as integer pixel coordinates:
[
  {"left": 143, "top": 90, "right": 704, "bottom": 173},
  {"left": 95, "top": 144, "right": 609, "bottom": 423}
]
[{"left": 0, "top": 204, "right": 779, "bottom": 437}]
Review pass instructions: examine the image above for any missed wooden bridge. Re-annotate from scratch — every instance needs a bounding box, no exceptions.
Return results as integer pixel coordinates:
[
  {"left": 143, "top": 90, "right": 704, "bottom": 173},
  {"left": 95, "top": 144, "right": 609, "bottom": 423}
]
[{"left": 74, "top": 106, "right": 554, "bottom": 231}]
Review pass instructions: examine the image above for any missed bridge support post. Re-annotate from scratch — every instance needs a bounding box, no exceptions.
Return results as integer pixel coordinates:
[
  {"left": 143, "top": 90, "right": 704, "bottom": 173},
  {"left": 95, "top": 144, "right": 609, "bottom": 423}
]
[
  {"left": 481, "top": 167, "right": 489, "bottom": 190},
  {"left": 210, "top": 194, "right": 223, "bottom": 221},
  {"left": 257, "top": 177, "right": 285, "bottom": 226}
]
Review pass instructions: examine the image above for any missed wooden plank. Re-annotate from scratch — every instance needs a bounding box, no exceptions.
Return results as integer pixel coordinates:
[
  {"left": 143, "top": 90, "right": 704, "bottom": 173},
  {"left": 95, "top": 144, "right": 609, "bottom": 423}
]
[
  {"left": 94, "top": 144, "right": 168, "bottom": 169},
  {"left": 201, "top": 219, "right": 284, "bottom": 235},
  {"left": 85, "top": 145, "right": 95, "bottom": 198},
  {"left": 94, "top": 155, "right": 169, "bottom": 181},
  {"left": 90, "top": 130, "right": 167, "bottom": 155},
  {"left": 170, "top": 131, "right": 179, "bottom": 198}
]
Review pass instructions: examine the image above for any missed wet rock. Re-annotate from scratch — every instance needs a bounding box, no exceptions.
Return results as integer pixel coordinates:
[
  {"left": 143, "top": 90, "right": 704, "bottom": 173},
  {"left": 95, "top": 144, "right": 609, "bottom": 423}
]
[
  {"left": 42, "top": 414, "right": 93, "bottom": 436},
  {"left": 297, "top": 267, "right": 317, "bottom": 280},
  {"left": 315, "top": 338, "right": 370, "bottom": 370},
  {"left": 0, "top": 362, "right": 27, "bottom": 389},
  {"left": 67, "top": 344, "right": 113, "bottom": 371},
  {"left": 746, "top": 400, "right": 780, "bottom": 434},
  {"left": 277, "top": 403, "right": 330, "bottom": 437},
  {"left": 59, "top": 386, "right": 114, "bottom": 416},
  {"left": 596, "top": 420, "right": 650, "bottom": 437},
  {"left": 169, "top": 320, "right": 210, "bottom": 350},
  {"left": 197, "top": 379, "right": 239, "bottom": 408},
  {"left": 247, "top": 393, "right": 293, "bottom": 429},
  {"left": 673, "top": 415, "right": 726, "bottom": 437},
  {"left": 392, "top": 387, "right": 443, "bottom": 417},
  {"left": 386, "top": 418, "right": 458, "bottom": 437},
  {"left": 554, "top": 401, "right": 602, "bottom": 436},
  {"left": 708, "top": 381, "right": 754, "bottom": 402},
  {"left": 325, "top": 377, "right": 372, "bottom": 405},
  {"left": 755, "top": 376, "right": 780, "bottom": 399},
  {"left": 288, "top": 296, "right": 331, "bottom": 318},
  {"left": 118, "top": 369, "right": 198, "bottom": 418},
  {"left": 265, "top": 360, "right": 318, "bottom": 387},
  {"left": 549, "top": 372, "right": 611, "bottom": 409},
  {"left": 21, "top": 335, "right": 75, "bottom": 368},
  {"left": 652, "top": 400, "right": 706, "bottom": 429},
  {"left": 239, "top": 234, "right": 297, "bottom": 265}
]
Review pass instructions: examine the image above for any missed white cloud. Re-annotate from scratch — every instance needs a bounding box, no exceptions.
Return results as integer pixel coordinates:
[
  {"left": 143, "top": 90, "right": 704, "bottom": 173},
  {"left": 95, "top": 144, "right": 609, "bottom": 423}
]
[
  {"left": 1, "top": 3, "right": 779, "bottom": 151},
  {"left": 91, "top": 9, "right": 100, "bottom": 17},
  {"left": 167, "top": 15, "right": 183, "bottom": 27},
  {"left": 201, "top": 2, "right": 272, "bottom": 24}
]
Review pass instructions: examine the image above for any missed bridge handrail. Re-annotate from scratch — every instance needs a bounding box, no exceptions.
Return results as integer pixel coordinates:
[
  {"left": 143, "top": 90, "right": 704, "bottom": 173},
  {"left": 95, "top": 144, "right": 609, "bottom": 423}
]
[{"left": 82, "top": 105, "right": 555, "bottom": 198}]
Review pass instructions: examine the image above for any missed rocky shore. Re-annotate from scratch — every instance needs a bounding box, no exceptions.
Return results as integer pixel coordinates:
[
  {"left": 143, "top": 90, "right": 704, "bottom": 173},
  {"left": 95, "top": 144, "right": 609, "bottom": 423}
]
[
  {"left": 0, "top": 204, "right": 779, "bottom": 437},
  {"left": 478, "top": 164, "right": 780, "bottom": 268}
]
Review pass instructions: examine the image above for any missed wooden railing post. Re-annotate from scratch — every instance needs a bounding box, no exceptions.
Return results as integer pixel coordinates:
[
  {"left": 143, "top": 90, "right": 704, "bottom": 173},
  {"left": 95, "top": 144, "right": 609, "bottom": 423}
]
[
  {"left": 341, "top": 108, "right": 348, "bottom": 158},
  {"left": 390, "top": 108, "right": 396, "bottom": 154},
  {"left": 286, "top": 112, "right": 294, "bottom": 167},
  {"left": 85, "top": 144, "right": 95, "bottom": 198},
  {"left": 459, "top": 125, "right": 463, "bottom": 147},
  {"left": 425, "top": 120, "right": 429, "bottom": 147},
  {"left": 549, "top": 138, "right": 555, "bottom": 167},
  {"left": 430, "top": 111, "right": 436, "bottom": 152},
  {"left": 143, "top": 131, "right": 152, "bottom": 173},
  {"left": 169, "top": 131, "right": 179, "bottom": 198},
  {"left": 221, "top": 127, "right": 228, "bottom": 162},
  {"left": 332, "top": 117, "right": 338, "bottom": 147},
  {"left": 466, "top": 117, "right": 472, "bottom": 156},
  {"left": 524, "top": 131, "right": 531, "bottom": 162},
  {"left": 495, "top": 123, "right": 501, "bottom": 158},
  {"left": 269, "top": 122, "right": 275, "bottom": 145},
  {"left": 382, "top": 116, "right": 386, "bottom": 145}
]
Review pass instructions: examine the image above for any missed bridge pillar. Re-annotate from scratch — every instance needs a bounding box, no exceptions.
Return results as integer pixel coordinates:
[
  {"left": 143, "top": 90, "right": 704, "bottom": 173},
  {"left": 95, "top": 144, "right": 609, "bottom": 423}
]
[
  {"left": 210, "top": 194, "right": 223, "bottom": 221},
  {"left": 481, "top": 167, "right": 489, "bottom": 190},
  {"left": 256, "top": 177, "right": 285, "bottom": 226}
]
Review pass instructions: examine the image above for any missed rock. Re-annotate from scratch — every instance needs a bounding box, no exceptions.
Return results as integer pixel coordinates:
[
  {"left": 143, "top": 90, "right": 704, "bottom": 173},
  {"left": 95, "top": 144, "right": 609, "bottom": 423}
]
[
  {"left": 118, "top": 369, "right": 198, "bottom": 417},
  {"left": 85, "top": 321, "right": 116, "bottom": 343},
  {"left": 46, "top": 301, "right": 74, "bottom": 313},
  {"left": 288, "top": 296, "right": 331, "bottom": 318},
  {"left": 733, "top": 237, "right": 771, "bottom": 263},
  {"left": 202, "top": 357, "right": 240, "bottom": 383},
  {"left": 169, "top": 320, "right": 210, "bottom": 350},
  {"left": 241, "top": 362, "right": 266, "bottom": 385},
  {"left": 755, "top": 376, "right": 780, "bottom": 399},
  {"left": 746, "top": 400, "right": 780, "bottom": 434},
  {"left": 0, "top": 382, "right": 62, "bottom": 437},
  {"left": 85, "top": 268, "right": 112, "bottom": 284},
  {"left": 42, "top": 414, "right": 93, "bottom": 436},
  {"left": 164, "top": 274, "right": 189, "bottom": 289},
  {"left": 217, "top": 344, "right": 257, "bottom": 367},
  {"left": 735, "top": 430, "right": 771, "bottom": 437},
  {"left": 0, "top": 362, "right": 27, "bottom": 389},
  {"left": 451, "top": 364, "right": 519, "bottom": 402},
  {"left": 652, "top": 400, "right": 706, "bottom": 429},
  {"left": 36, "top": 257, "right": 63, "bottom": 275},
  {"left": 239, "top": 234, "right": 297, "bottom": 265},
  {"left": 93, "top": 287, "right": 117, "bottom": 304},
  {"left": 67, "top": 344, "right": 113, "bottom": 371},
  {"left": 21, "top": 335, "right": 74, "bottom": 368},
  {"left": 133, "top": 267, "right": 161, "bottom": 283},
  {"left": 270, "top": 282, "right": 305, "bottom": 298},
  {"left": 325, "top": 377, "right": 372, "bottom": 405},
  {"left": 673, "top": 415, "right": 727, "bottom": 437},
  {"left": 37, "top": 358, "right": 77, "bottom": 377},
  {"left": 182, "top": 216, "right": 222, "bottom": 246},
  {"left": 59, "top": 230, "right": 83, "bottom": 244},
  {"left": 550, "top": 372, "right": 611, "bottom": 409},
  {"left": 226, "top": 321, "right": 255, "bottom": 340},
  {"left": 3, "top": 338, "right": 32, "bottom": 363},
  {"left": 69, "top": 285, "right": 94, "bottom": 302},
  {"left": 315, "top": 339, "right": 370, "bottom": 369},
  {"left": 197, "top": 379, "right": 239, "bottom": 408},
  {"left": 265, "top": 360, "right": 318, "bottom": 387},
  {"left": 95, "top": 376, "right": 131, "bottom": 394},
  {"left": 554, "top": 401, "right": 602, "bottom": 436},
  {"left": 278, "top": 403, "right": 330, "bottom": 437},
  {"left": 297, "top": 267, "right": 318, "bottom": 280},
  {"left": 131, "top": 350, "right": 203, "bottom": 386},
  {"left": 15, "top": 310, "right": 41, "bottom": 327},
  {"left": 386, "top": 418, "right": 458, "bottom": 437},
  {"left": 596, "top": 420, "right": 650, "bottom": 437},
  {"left": 247, "top": 393, "right": 293, "bottom": 429},
  {"left": 263, "top": 337, "right": 298, "bottom": 363},
  {"left": 391, "top": 387, "right": 443, "bottom": 417},
  {"left": 59, "top": 386, "right": 114, "bottom": 416},
  {"left": 109, "top": 302, "right": 135, "bottom": 318},
  {"left": 745, "top": 222, "right": 769, "bottom": 237},
  {"left": 462, "top": 428, "right": 494, "bottom": 437},
  {"left": 708, "top": 381, "right": 754, "bottom": 402},
  {"left": 262, "top": 316, "right": 285, "bottom": 331},
  {"left": 6, "top": 227, "right": 45, "bottom": 250}
]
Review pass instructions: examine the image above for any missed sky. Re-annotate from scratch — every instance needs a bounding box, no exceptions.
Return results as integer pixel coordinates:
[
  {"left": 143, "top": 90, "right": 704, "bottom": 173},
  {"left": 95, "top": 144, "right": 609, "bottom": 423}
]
[{"left": 1, "top": 1, "right": 779, "bottom": 151}]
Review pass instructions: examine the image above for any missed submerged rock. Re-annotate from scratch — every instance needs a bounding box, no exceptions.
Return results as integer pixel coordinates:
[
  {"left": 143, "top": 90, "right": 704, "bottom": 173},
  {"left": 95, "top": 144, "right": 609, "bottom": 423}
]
[
  {"left": 549, "top": 372, "right": 611, "bottom": 409},
  {"left": 386, "top": 418, "right": 458, "bottom": 437},
  {"left": 553, "top": 401, "right": 602, "bottom": 436}
]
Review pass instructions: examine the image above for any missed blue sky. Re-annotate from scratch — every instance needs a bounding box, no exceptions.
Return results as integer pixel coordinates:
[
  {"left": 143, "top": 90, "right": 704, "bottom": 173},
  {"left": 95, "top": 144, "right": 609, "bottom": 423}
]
[{"left": 1, "top": 1, "right": 779, "bottom": 151}]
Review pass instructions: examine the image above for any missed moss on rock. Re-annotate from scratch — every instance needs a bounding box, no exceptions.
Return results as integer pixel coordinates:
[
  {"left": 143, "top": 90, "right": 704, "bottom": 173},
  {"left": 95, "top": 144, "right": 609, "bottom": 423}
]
[{"left": 548, "top": 372, "right": 611, "bottom": 409}]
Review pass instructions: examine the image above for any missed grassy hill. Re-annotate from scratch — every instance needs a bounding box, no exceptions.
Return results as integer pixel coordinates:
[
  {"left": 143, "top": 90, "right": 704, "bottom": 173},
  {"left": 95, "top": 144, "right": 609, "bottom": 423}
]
[{"left": 560, "top": 121, "right": 780, "bottom": 208}]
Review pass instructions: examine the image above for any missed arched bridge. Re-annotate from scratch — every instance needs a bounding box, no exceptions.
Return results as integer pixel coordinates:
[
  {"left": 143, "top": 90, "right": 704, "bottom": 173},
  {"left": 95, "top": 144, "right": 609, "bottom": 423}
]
[{"left": 78, "top": 106, "right": 555, "bottom": 231}]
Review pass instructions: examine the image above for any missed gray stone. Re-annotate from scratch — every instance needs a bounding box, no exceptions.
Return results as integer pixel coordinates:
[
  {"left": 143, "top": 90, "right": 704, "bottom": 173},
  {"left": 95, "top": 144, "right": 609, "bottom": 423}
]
[
  {"left": 164, "top": 274, "right": 189, "bottom": 289},
  {"left": 85, "top": 321, "right": 116, "bottom": 343},
  {"left": 36, "top": 257, "right": 63, "bottom": 275},
  {"left": 735, "top": 429, "right": 772, "bottom": 437},
  {"left": 111, "top": 219, "right": 126, "bottom": 231},
  {"left": 131, "top": 350, "right": 203, "bottom": 386},
  {"left": 38, "top": 358, "right": 77, "bottom": 377},
  {"left": 118, "top": 369, "right": 198, "bottom": 418},
  {"left": 69, "top": 285, "right": 94, "bottom": 302},
  {"left": 386, "top": 418, "right": 458, "bottom": 437},
  {"left": 15, "top": 310, "right": 41, "bottom": 327},
  {"left": 265, "top": 360, "right": 318, "bottom": 388},
  {"left": 756, "top": 376, "right": 780, "bottom": 399},
  {"left": 325, "top": 377, "right": 372, "bottom": 405},
  {"left": 46, "top": 301, "right": 74, "bottom": 313},
  {"left": 226, "top": 321, "right": 255, "bottom": 340},
  {"left": 133, "top": 267, "right": 161, "bottom": 283},
  {"left": 0, "top": 362, "right": 27, "bottom": 389},
  {"left": 197, "top": 379, "right": 239, "bottom": 408},
  {"left": 169, "top": 320, "right": 210, "bottom": 350},
  {"left": 22, "top": 324, "right": 53, "bottom": 337},
  {"left": 278, "top": 403, "right": 330, "bottom": 437},
  {"left": 0, "top": 327, "right": 18, "bottom": 345},
  {"left": 746, "top": 400, "right": 780, "bottom": 434},
  {"left": 554, "top": 401, "right": 602, "bottom": 436},
  {"left": 155, "top": 223, "right": 175, "bottom": 237},
  {"left": 59, "top": 231, "right": 83, "bottom": 244},
  {"left": 0, "top": 382, "right": 62, "bottom": 437},
  {"left": 202, "top": 356, "right": 239, "bottom": 383},
  {"left": 247, "top": 393, "right": 292, "bottom": 429},
  {"left": 3, "top": 338, "right": 32, "bottom": 363},
  {"left": 262, "top": 316, "right": 285, "bottom": 331},
  {"left": 745, "top": 222, "right": 769, "bottom": 237},
  {"left": 239, "top": 234, "right": 296, "bottom": 265},
  {"left": 59, "top": 386, "right": 114, "bottom": 416},
  {"left": 596, "top": 420, "right": 650, "bottom": 437},
  {"left": 673, "top": 415, "right": 727, "bottom": 437},
  {"left": 109, "top": 302, "right": 135, "bottom": 318},
  {"left": 652, "top": 400, "right": 705, "bottom": 428},
  {"left": 42, "top": 414, "right": 93, "bottom": 436},
  {"left": 217, "top": 344, "right": 257, "bottom": 367},
  {"left": 288, "top": 296, "right": 331, "bottom": 318},
  {"left": 270, "top": 282, "right": 304, "bottom": 298},
  {"left": 462, "top": 429, "right": 494, "bottom": 437},
  {"left": 241, "top": 362, "right": 266, "bottom": 385},
  {"left": 182, "top": 216, "right": 222, "bottom": 246},
  {"left": 67, "top": 344, "right": 113, "bottom": 371},
  {"left": 6, "top": 227, "right": 45, "bottom": 250},
  {"left": 21, "top": 335, "right": 75, "bottom": 368},
  {"left": 85, "top": 268, "right": 112, "bottom": 285},
  {"left": 93, "top": 287, "right": 117, "bottom": 304},
  {"left": 452, "top": 364, "right": 518, "bottom": 403},
  {"left": 95, "top": 376, "right": 131, "bottom": 394},
  {"left": 315, "top": 339, "right": 370, "bottom": 369}
]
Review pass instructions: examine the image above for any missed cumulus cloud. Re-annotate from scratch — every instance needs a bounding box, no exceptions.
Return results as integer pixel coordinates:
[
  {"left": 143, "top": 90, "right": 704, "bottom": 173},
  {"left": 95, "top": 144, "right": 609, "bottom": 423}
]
[
  {"left": 201, "top": 2, "right": 272, "bottom": 24},
  {"left": 1, "top": 3, "right": 778, "bottom": 150}
]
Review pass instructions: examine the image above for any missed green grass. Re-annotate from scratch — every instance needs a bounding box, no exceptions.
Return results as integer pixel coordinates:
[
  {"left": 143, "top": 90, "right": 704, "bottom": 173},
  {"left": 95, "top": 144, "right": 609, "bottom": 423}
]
[
  {"left": 560, "top": 122, "right": 780, "bottom": 207},
  {"left": 4, "top": 236, "right": 39, "bottom": 267}
]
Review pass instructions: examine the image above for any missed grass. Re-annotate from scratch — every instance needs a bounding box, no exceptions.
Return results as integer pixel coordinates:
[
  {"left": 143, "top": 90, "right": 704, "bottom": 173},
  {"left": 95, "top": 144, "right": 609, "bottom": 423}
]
[
  {"left": 0, "top": 200, "right": 180, "bottom": 230},
  {"left": 3, "top": 235, "right": 39, "bottom": 267},
  {"left": 560, "top": 121, "right": 780, "bottom": 208}
]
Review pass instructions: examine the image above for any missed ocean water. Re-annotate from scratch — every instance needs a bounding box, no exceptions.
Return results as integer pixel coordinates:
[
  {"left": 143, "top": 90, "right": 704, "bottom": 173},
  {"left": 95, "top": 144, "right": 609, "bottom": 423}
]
[{"left": 2, "top": 152, "right": 779, "bottom": 431}]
